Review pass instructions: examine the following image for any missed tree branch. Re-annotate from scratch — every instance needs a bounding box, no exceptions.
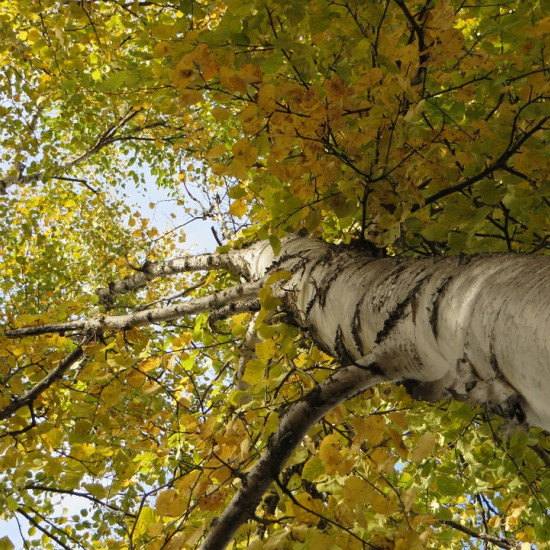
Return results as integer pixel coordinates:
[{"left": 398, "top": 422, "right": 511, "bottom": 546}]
[
  {"left": 24, "top": 484, "right": 136, "bottom": 518},
  {"left": 199, "top": 358, "right": 386, "bottom": 550},
  {"left": 440, "top": 520, "right": 515, "bottom": 550},
  {"left": 96, "top": 250, "right": 246, "bottom": 306},
  {"left": 0, "top": 340, "right": 89, "bottom": 421},
  {"left": 2, "top": 349, "right": 90, "bottom": 426},
  {"left": 7, "top": 277, "right": 268, "bottom": 339},
  {"left": 419, "top": 115, "right": 548, "bottom": 207},
  {"left": 16, "top": 507, "right": 79, "bottom": 550}
]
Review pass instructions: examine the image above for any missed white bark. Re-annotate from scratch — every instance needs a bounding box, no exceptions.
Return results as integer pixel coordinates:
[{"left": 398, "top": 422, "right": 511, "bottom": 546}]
[
  {"left": 8, "top": 278, "right": 266, "bottom": 338},
  {"left": 239, "top": 236, "right": 550, "bottom": 430},
  {"left": 10, "top": 236, "right": 550, "bottom": 428}
]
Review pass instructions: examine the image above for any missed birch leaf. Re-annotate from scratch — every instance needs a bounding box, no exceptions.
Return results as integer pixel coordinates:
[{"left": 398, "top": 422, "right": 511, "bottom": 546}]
[{"left": 411, "top": 432, "right": 436, "bottom": 462}]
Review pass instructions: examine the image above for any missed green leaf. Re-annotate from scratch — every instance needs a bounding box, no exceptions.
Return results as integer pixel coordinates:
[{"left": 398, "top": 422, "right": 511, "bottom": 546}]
[{"left": 436, "top": 475, "right": 463, "bottom": 497}]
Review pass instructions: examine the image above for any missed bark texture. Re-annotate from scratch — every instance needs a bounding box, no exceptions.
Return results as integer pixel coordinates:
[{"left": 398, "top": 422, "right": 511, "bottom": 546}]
[{"left": 239, "top": 236, "right": 550, "bottom": 430}]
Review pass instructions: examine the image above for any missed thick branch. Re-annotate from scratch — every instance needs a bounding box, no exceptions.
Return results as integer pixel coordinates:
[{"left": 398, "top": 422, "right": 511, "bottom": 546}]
[
  {"left": 96, "top": 251, "right": 247, "bottom": 306},
  {"left": 7, "top": 277, "right": 267, "bottom": 338},
  {"left": 199, "top": 359, "right": 386, "bottom": 550},
  {"left": 208, "top": 299, "right": 261, "bottom": 324},
  {"left": 0, "top": 343, "right": 87, "bottom": 421}
]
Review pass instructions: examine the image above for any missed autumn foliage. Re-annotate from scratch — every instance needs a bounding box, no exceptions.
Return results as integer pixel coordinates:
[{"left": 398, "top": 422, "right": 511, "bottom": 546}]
[{"left": 0, "top": 0, "right": 549, "bottom": 549}]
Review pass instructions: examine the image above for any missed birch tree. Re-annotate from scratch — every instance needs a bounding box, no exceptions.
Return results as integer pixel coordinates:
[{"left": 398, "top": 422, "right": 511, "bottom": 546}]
[{"left": 1, "top": 0, "right": 550, "bottom": 549}]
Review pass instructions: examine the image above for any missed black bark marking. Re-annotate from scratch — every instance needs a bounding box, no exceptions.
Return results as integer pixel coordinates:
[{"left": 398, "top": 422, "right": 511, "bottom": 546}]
[
  {"left": 458, "top": 253, "right": 473, "bottom": 266},
  {"left": 489, "top": 341, "right": 503, "bottom": 378},
  {"left": 352, "top": 360, "right": 385, "bottom": 377},
  {"left": 334, "top": 325, "right": 353, "bottom": 364},
  {"left": 351, "top": 299, "right": 365, "bottom": 356},
  {"left": 429, "top": 275, "right": 453, "bottom": 339},
  {"left": 318, "top": 269, "right": 340, "bottom": 309},
  {"left": 491, "top": 396, "right": 526, "bottom": 425},
  {"left": 375, "top": 275, "right": 429, "bottom": 344}
]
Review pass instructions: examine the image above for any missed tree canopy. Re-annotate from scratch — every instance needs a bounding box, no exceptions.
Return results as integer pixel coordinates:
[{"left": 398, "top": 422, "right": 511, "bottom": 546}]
[{"left": 1, "top": 0, "right": 549, "bottom": 549}]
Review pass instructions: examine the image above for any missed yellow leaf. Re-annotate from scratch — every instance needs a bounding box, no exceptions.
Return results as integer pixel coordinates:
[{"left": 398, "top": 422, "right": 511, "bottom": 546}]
[
  {"left": 232, "top": 138, "right": 258, "bottom": 167},
  {"left": 173, "top": 58, "right": 194, "bottom": 89},
  {"left": 238, "top": 63, "right": 263, "bottom": 84},
  {"left": 179, "top": 89, "right": 203, "bottom": 105},
  {"left": 151, "top": 25, "right": 176, "bottom": 39},
  {"left": 292, "top": 493, "right": 323, "bottom": 525},
  {"left": 411, "top": 431, "right": 436, "bottom": 462},
  {"left": 241, "top": 358, "right": 265, "bottom": 386},
  {"left": 369, "top": 447, "right": 395, "bottom": 473},
  {"left": 139, "top": 356, "right": 161, "bottom": 373},
  {"left": 156, "top": 489, "right": 186, "bottom": 517},
  {"left": 212, "top": 105, "right": 231, "bottom": 121},
  {"left": 264, "top": 269, "right": 291, "bottom": 286},
  {"left": 219, "top": 66, "right": 247, "bottom": 93},
  {"left": 389, "top": 410, "right": 408, "bottom": 429},
  {"left": 227, "top": 159, "right": 248, "bottom": 180},
  {"left": 351, "top": 414, "right": 386, "bottom": 446},
  {"left": 205, "top": 143, "right": 227, "bottom": 160},
  {"left": 153, "top": 42, "right": 173, "bottom": 58},
  {"left": 343, "top": 476, "right": 369, "bottom": 508},
  {"left": 143, "top": 380, "right": 162, "bottom": 395},
  {"left": 302, "top": 456, "right": 325, "bottom": 481},
  {"left": 255, "top": 339, "right": 275, "bottom": 361},
  {"left": 229, "top": 197, "right": 248, "bottom": 218},
  {"left": 428, "top": 0, "right": 455, "bottom": 31},
  {"left": 172, "top": 332, "right": 193, "bottom": 350},
  {"left": 101, "top": 382, "right": 123, "bottom": 407},
  {"left": 319, "top": 433, "right": 341, "bottom": 473},
  {"left": 402, "top": 487, "right": 418, "bottom": 512},
  {"left": 390, "top": 428, "right": 409, "bottom": 459}
]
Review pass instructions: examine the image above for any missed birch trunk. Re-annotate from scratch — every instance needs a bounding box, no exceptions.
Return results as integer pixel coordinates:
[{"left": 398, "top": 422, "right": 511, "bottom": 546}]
[{"left": 238, "top": 236, "right": 550, "bottom": 431}]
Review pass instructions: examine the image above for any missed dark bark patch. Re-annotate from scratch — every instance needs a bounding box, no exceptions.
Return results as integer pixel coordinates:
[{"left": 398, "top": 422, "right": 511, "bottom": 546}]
[
  {"left": 491, "top": 396, "right": 526, "bottom": 425},
  {"left": 489, "top": 342, "right": 503, "bottom": 378},
  {"left": 375, "top": 276, "right": 429, "bottom": 344},
  {"left": 317, "top": 268, "right": 340, "bottom": 309},
  {"left": 351, "top": 299, "right": 365, "bottom": 356},
  {"left": 334, "top": 325, "right": 354, "bottom": 364},
  {"left": 353, "top": 360, "right": 384, "bottom": 377},
  {"left": 429, "top": 275, "right": 453, "bottom": 339}
]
